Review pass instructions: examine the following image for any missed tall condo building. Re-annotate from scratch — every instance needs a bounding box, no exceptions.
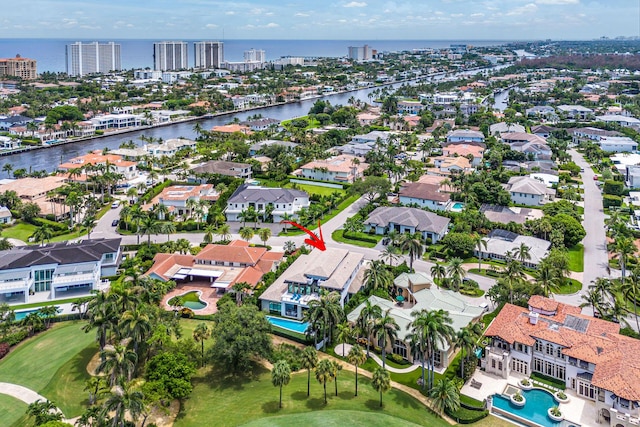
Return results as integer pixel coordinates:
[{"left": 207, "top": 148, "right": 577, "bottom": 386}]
[
  {"left": 244, "top": 49, "right": 266, "bottom": 63},
  {"left": 153, "top": 41, "right": 188, "bottom": 71},
  {"left": 0, "top": 55, "right": 37, "bottom": 80},
  {"left": 348, "top": 45, "right": 372, "bottom": 61},
  {"left": 194, "top": 41, "right": 224, "bottom": 69},
  {"left": 66, "top": 42, "right": 121, "bottom": 76}
]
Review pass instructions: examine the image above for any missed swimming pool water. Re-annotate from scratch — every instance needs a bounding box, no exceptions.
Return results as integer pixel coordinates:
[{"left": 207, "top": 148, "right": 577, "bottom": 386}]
[
  {"left": 492, "top": 389, "right": 561, "bottom": 427},
  {"left": 452, "top": 202, "right": 464, "bottom": 210},
  {"left": 266, "top": 316, "right": 309, "bottom": 333},
  {"left": 14, "top": 309, "right": 39, "bottom": 321}
]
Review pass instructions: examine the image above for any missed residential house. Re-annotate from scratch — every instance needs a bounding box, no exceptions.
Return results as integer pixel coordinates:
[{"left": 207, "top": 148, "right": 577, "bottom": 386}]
[
  {"left": 189, "top": 160, "right": 252, "bottom": 182},
  {"left": 479, "top": 204, "right": 541, "bottom": 225},
  {"left": 0, "top": 175, "right": 69, "bottom": 219},
  {"left": 356, "top": 111, "right": 380, "bottom": 126},
  {"left": 596, "top": 136, "right": 637, "bottom": 153},
  {"left": 0, "top": 206, "right": 12, "bottom": 224},
  {"left": 572, "top": 127, "right": 621, "bottom": 145},
  {"left": 525, "top": 106, "right": 556, "bottom": 119},
  {"left": 364, "top": 206, "right": 450, "bottom": 243},
  {"left": 90, "top": 114, "right": 142, "bottom": 130},
  {"left": 0, "top": 115, "right": 32, "bottom": 131},
  {"left": 399, "top": 180, "right": 451, "bottom": 211},
  {"left": 483, "top": 295, "right": 640, "bottom": 427},
  {"left": 557, "top": 105, "right": 594, "bottom": 120},
  {"left": 476, "top": 229, "right": 550, "bottom": 268},
  {"left": 504, "top": 175, "right": 555, "bottom": 206},
  {"left": 111, "top": 138, "right": 197, "bottom": 161},
  {"left": 260, "top": 248, "right": 364, "bottom": 319},
  {"left": 489, "top": 122, "right": 526, "bottom": 135},
  {"left": 225, "top": 184, "right": 310, "bottom": 223},
  {"left": 145, "top": 240, "right": 283, "bottom": 290},
  {"left": 531, "top": 125, "right": 557, "bottom": 139},
  {"left": 432, "top": 156, "right": 472, "bottom": 174},
  {"left": 298, "top": 154, "right": 368, "bottom": 183},
  {"left": 595, "top": 114, "right": 640, "bottom": 128},
  {"left": 240, "top": 118, "right": 281, "bottom": 132},
  {"left": 58, "top": 151, "right": 138, "bottom": 180},
  {"left": 249, "top": 140, "right": 298, "bottom": 156},
  {"left": 446, "top": 129, "right": 485, "bottom": 144},
  {"left": 441, "top": 144, "right": 485, "bottom": 166},
  {"left": 0, "top": 238, "right": 121, "bottom": 304},
  {"left": 0, "top": 135, "right": 20, "bottom": 150},
  {"left": 210, "top": 124, "right": 252, "bottom": 135},
  {"left": 348, "top": 278, "right": 484, "bottom": 365},
  {"left": 144, "top": 184, "right": 218, "bottom": 218},
  {"left": 397, "top": 100, "right": 424, "bottom": 115}
]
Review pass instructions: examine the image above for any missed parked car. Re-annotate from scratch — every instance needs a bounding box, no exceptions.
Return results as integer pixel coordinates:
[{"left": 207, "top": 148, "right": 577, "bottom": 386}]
[
  {"left": 593, "top": 175, "right": 599, "bottom": 181},
  {"left": 111, "top": 201, "right": 120, "bottom": 208},
  {"left": 111, "top": 219, "right": 119, "bottom": 227}
]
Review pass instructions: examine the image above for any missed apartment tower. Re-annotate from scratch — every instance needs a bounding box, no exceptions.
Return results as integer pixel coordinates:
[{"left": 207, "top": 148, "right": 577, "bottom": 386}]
[
  {"left": 66, "top": 42, "right": 121, "bottom": 76},
  {"left": 194, "top": 41, "right": 224, "bottom": 69},
  {"left": 153, "top": 41, "right": 188, "bottom": 71}
]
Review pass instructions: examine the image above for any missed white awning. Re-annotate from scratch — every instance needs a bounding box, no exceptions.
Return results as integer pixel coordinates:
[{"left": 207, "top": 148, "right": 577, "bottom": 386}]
[
  {"left": 172, "top": 273, "right": 187, "bottom": 280},
  {"left": 211, "top": 281, "right": 231, "bottom": 289},
  {"left": 174, "top": 267, "right": 223, "bottom": 279}
]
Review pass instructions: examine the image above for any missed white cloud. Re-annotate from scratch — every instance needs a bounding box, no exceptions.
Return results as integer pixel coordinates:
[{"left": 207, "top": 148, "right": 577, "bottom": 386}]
[
  {"left": 344, "top": 1, "right": 367, "bottom": 8},
  {"left": 295, "top": 12, "right": 310, "bottom": 17},
  {"left": 536, "top": 0, "right": 578, "bottom": 4},
  {"left": 205, "top": 23, "right": 218, "bottom": 28},
  {"left": 506, "top": 3, "right": 537, "bottom": 16},
  {"left": 265, "top": 22, "right": 279, "bottom": 28},
  {"left": 225, "top": 11, "right": 235, "bottom": 15}
]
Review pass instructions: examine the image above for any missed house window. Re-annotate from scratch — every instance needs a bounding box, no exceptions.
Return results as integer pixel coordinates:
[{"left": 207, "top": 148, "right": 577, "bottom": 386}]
[
  {"left": 546, "top": 343, "right": 554, "bottom": 356},
  {"left": 268, "top": 302, "right": 281, "bottom": 314},
  {"left": 512, "top": 358, "right": 528, "bottom": 375},
  {"left": 393, "top": 340, "right": 407, "bottom": 359},
  {"left": 34, "top": 268, "right": 54, "bottom": 292}
]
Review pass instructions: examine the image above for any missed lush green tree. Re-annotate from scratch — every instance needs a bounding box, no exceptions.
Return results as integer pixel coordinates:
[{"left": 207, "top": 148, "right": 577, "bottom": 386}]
[
  {"left": 120, "top": 308, "right": 151, "bottom": 353},
  {"left": 372, "top": 309, "right": 400, "bottom": 368},
  {"left": 145, "top": 351, "right": 196, "bottom": 400},
  {"left": 357, "top": 299, "right": 382, "bottom": 357},
  {"left": 349, "top": 176, "right": 391, "bottom": 203},
  {"left": 257, "top": 227, "right": 272, "bottom": 246},
  {"left": 371, "top": 367, "right": 391, "bottom": 407},
  {"left": 304, "top": 291, "right": 344, "bottom": 351},
  {"left": 441, "top": 232, "right": 476, "bottom": 257},
  {"left": 364, "top": 260, "right": 393, "bottom": 294},
  {"left": 208, "top": 304, "right": 272, "bottom": 373},
  {"left": 192, "top": 322, "right": 211, "bottom": 367},
  {"left": 300, "top": 346, "right": 318, "bottom": 397},
  {"left": 400, "top": 233, "right": 424, "bottom": 272},
  {"left": 315, "top": 359, "right": 334, "bottom": 404},
  {"left": 26, "top": 399, "right": 62, "bottom": 426},
  {"left": 97, "top": 343, "right": 138, "bottom": 386},
  {"left": 239, "top": 226, "right": 254, "bottom": 242},
  {"left": 429, "top": 378, "right": 461, "bottom": 416},
  {"left": 102, "top": 380, "right": 145, "bottom": 427},
  {"left": 347, "top": 344, "right": 367, "bottom": 396},
  {"left": 548, "top": 213, "right": 585, "bottom": 248},
  {"left": 446, "top": 257, "right": 465, "bottom": 291},
  {"left": 32, "top": 224, "right": 53, "bottom": 244},
  {"left": 271, "top": 359, "right": 292, "bottom": 409}
]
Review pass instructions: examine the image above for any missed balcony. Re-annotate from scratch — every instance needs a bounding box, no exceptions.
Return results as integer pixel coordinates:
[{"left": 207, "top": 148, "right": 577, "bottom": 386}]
[
  {"left": 486, "top": 346, "right": 510, "bottom": 360},
  {"left": 281, "top": 292, "right": 319, "bottom": 306}
]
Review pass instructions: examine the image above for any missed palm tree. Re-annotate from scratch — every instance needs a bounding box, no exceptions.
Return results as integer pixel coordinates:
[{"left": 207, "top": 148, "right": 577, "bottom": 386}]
[
  {"left": 513, "top": 243, "right": 532, "bottom": 266},
  {"left": 473, "top": 234, "right": 488, "bottom": 271},
  {"left": 203, "top": 224, "right": 216, "bottom": 244},
  {"left": 161, "top": 222, "right": 176, "bottom": 242},
  {"left": 271, "top": 359, "right": 291, "bottom": 409},
  {"left": 32, "top": 224, "right": 53, "bottom": 245},
  {"left": 347, "top": 344, "right": 366, "bottom": 396},
  {"left": 453, "top": 326, "right": 476, "bottom": 380},
  {"left": 400, "top": 233, "right": 424, "bottom": 272},
  {"left": 379, "top": 244, "right": 401, "bottom": 266},
  {"left": 364, "top": 260, "right": 392, "bottom": 294},
  {"left": 102, "top": 380, "right": 145, "bottom": 427},
  {"left": 373, "top": 309, "right": 399, "bottom": 368},
  {"left": 446, "top": 257, "right": 465, "bottom": 291},
  {"left": 154, "top": 203, "right": 170, "bottom": 221},
  {"left": 619, "top": 267, "right": 640, "bottom": 331},
  {"left": 536, "top": 260, "right": 561, "bottom": 298},
  {"left": 82, "top": 215, "right": 97, "bottom": 239},
  {"left": 335, "top": 321, "right": 352, "bottom": 357},
  {"left": 22, "top": 312, "right": 44, "bottom": 336},
  {"left": 616, "top": 237, "right": 636, "bottom": 285},
  {"left": 411, "top": 308, "right": 454, "bottom": 389},
  {"left": 26, "top": 399, "right": 62, "bottom": 425},
  {"left": 129, "top": 205, "right": 145, "bottom": 245},
  {"left": 97, "top": 343, "right": 138, "bottom": 386},
  {"left": 257, "top": 227, "right": 272, "bottom": 246},
  {"left": 371, "top": 367, "right": 391, "bottom": 407},
  {"left": 305, "top": 291, "right": 344, "bottom": 351},
  {"left": 231, "top": 281, "right": 251, "bottom": 306},
  {"left": 430, "top": 263, "right": 446, "bottom": 287},
  {"left": 216, "top": 224, "right": 231, "bottom": 241},
  {"left": 37, "top": 305, "right": 58, "bottom": 329},
  {"left": 139, "top": 215, "right": 161, "bottom": 246},
  {"left": 330, "top": 360, "right": 343, "bottom": 396},
  {"left": 315, "top": 359, "right": 334, "bottom": 404},
  {"left": 357, "top": 300, "right": 382, "bottom": 357},
  {"left": 84, "top": 376, "right": 108, "bottom": 405},
  {"left": 429, "top": 378, "right": 461, "bottom": 416},
  {"left": 192, "top": 322, "right": 211, "bottom": 367},
  {"left": 300, "top": 346, "right": 318, "bottom": 397},
  {"left": 239, "top": 226, "right": 254, "bottom": 243},
  {"left": 580, "top": 287, "right": 606, "bottom": 318},
  {"left": 2, "top": 163, "right": 13, "bottom": 178},
  {"left": 120, "top": 308, "right": 151, "bottom": 353}
]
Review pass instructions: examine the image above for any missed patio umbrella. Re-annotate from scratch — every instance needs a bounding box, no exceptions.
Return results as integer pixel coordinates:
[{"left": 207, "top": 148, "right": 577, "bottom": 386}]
[{"left": 396, "top": 295, "right": 405, "bottom": 302}]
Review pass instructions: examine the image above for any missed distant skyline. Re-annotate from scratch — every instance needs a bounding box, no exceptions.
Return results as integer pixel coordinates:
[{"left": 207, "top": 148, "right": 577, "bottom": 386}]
[{"left": 1, "top": 0, "right": 638, "bottom": 40}]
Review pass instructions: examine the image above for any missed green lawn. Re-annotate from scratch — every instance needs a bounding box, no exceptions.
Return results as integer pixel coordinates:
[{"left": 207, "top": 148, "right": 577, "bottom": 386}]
[
  {"left": 174, "top": 365, "right": 450, "bottom": 427},
  {"left": 284, "top": 183, "right": 345, "bottom": 198},
  {"left": 241, "top": 410, "right": 426, "bottom": 427},
  {"left": 0, "top": 322, "right": 95, "bottom": 417},
  {"left": 556, "top": 279, "right": 582, "bottom": 295},
  {"left": 1, "top": 222, "right": 37, "bottom": 242},
  {"left": 0, "top": 394, "right": 28, "bottom": 427},
  {"left": 10, "top": 297, "right": 86, "bottom": 311},
  {"left": 566, "top": 244, "right": 584, "bottom": 272},
  {"left": 331, "top": 230, "right": 380, "bottom": 248},
  {"left": 278, "top": 195, "right": 359, "bottom": 237}
]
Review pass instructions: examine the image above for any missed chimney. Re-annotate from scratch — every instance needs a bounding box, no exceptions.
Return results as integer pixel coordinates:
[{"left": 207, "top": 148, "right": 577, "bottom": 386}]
[{"left": 529, "top": 312, "right": 539, "bottom": 325}]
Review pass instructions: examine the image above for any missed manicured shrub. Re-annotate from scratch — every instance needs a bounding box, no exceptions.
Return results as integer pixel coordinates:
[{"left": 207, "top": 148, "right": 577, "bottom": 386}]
[
  {"left": 603, "top": 195, "right": 622, "bottom": 208},
  {"left": 0, "top": 343, "right": 10, "bottom": 360}
]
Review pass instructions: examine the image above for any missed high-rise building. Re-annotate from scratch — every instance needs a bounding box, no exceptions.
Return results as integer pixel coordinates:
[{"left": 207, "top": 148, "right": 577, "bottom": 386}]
[
  {"left": 347, "top": 45, "right": 372, "bottom": 61},
  {"left": 194, "top": 41, "right": 224, "bottom": 69},
  {"left": 66, "top": 42, "right": 121, "bottom": 76},
  {"left": 153, "top": 41, "right": 188, "bottom": 71},
  {"left": 244, "top": 49, "right": 266, "bottom": 63},
  {"left": 0, "top": 55, "right": 37, "bottom": 80}
]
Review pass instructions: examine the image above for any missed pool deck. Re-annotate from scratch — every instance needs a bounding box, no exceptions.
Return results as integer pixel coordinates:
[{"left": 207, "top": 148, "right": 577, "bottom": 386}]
[
  {"left": 461, "top": 370, "right": 598, "bottom": 427},
  {"left": 161, "top": 283, "right": 221, "bottom": 315}
]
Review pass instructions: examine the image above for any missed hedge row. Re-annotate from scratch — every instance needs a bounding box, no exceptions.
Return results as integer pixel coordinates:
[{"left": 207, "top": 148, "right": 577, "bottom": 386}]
[
  {"left": 446, "top": 407, "right": 488, "bottom": 424},
  {"left": 343, "top": 231, "right": 379, "bottom": 244}
]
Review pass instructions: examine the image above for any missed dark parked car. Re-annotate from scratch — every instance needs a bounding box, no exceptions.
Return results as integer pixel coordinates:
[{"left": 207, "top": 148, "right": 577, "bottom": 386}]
[{"left": 111, "top": 219, "right": 119, "bottom": 227}]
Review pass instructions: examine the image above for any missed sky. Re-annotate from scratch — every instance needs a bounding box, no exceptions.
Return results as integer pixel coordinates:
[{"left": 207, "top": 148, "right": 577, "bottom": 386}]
[{"left": 1, "top": 0, "right": 638, "bottom": 40}]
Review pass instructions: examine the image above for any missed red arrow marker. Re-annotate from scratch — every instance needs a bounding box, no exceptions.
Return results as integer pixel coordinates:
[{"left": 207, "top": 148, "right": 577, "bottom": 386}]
[{"left": 282, "top": 220, "right": 326, "bottom": 251}]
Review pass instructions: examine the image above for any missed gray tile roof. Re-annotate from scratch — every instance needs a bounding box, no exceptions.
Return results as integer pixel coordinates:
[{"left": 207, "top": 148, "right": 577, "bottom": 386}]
[
  {"left": 190, "top": 160, "right": 251, "bottom": 176},
  {"left": 365, "top": 206, "right": 450, "bottom": 235},
  {"left": 228, "top": 184, "right": 308, "bottom": 204},
  {"left": 505, "top": 176, "right": 549, "bottom": 196}
]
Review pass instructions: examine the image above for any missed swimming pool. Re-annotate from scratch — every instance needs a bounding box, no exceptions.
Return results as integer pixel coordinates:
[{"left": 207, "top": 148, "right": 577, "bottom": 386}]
[
  {"left": 492, "top": 388, "right": 561, "bottom": 427},
  {"left": 14, "top": 309, "right": 40, "bottom": 321},
  {"left": 266, "top": 316, "right": 309, "bottom": 334},
  {"left": 452, "top": 202, "right": 464, "bottom": 210},
  {"left": 168, "top": 291, "right": 207, "bottom": 310}
]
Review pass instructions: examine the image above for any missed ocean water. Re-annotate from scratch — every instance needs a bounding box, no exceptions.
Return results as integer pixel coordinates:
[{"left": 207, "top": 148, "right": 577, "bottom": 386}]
[{"left": 0, "top": 39, "right": 513, "bottom": 73}]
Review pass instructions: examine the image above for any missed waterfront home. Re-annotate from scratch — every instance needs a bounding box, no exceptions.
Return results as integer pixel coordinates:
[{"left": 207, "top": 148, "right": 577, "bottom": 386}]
[
  {"left": 298, "top": 154, "right": 368, "bottom": 183},
  {"left": 90, "top": 113, "right": 142, "bottom": 130},
  {"left": 144, "top": 184, "right": 218, "bottom": 219},
  {"left": 476, "top": 229, "right": 550, "bottom": 268},
  {"left": 58, "top": 151, "right": 138, "bottom": 180},
  {"left": 0, "top": 135, "right": 20, "bottom": 150},
  {"left": 504, "top": 175, "right": 555, "bottom": 206},
  {"left": 364, "top": 206, "right": 450, "bottom": 243},
  {"left": 0, "top": 238, "right": 121, "bottom": 304},
  {"left": 260, "top": 248, "right": 364, "bottom": 319},
  {"left": 483, "top": 295, "right": 640, "bottom": 427},
  {"left": 211, "top": 123, "right": 252, "bottom": 135},
  {"left": 111, "top": 138, "right": 197, "bottom": 161},
  {"left": 225, "top": 184, "right": 310, "bottom": 223},
  {"left": 145, "top": 240, "right": 283, "bottom": 290},
  {"left": 347, "top": 277, "right": 484, "bottom": 366}
]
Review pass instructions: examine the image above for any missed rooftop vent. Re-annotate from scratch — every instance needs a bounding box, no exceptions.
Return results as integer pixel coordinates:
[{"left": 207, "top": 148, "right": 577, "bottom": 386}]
[{"left": 529, "top": 311, "right": 539, "bottom": 325}]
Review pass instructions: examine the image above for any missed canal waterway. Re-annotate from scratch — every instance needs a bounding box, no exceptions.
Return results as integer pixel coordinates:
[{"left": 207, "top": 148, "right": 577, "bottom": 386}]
[{"left": 1, "top": 65, "right": 508, "bottom": 173}]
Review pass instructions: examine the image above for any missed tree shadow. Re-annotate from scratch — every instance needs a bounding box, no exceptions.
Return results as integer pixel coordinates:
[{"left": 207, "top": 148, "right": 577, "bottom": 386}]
[
  {"left": 290, "top": 391, "right": 308, "bottom": 401},
  {"left": 261, "top": 400, "right": 280, "bottom": 414},
  {"left": 338, "top": 390, "right": 356, "bottom": 400},
  {"left": 364, "top": 399, "right": 383, "bottom": 410},
  {"left": 305, "top": 397, "right": 327, "bottom": 410},
  {"left": 198, "top": 362, "right": 268, "bottom": 392}
]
